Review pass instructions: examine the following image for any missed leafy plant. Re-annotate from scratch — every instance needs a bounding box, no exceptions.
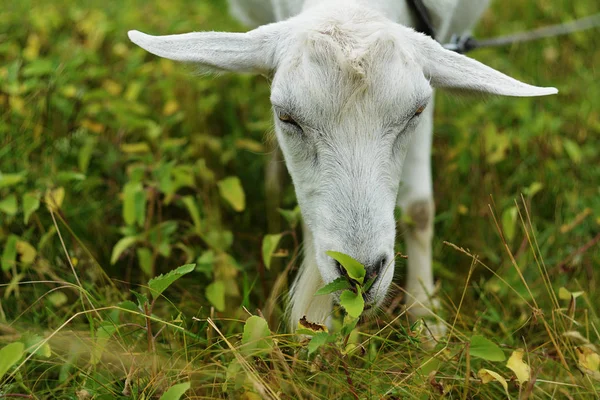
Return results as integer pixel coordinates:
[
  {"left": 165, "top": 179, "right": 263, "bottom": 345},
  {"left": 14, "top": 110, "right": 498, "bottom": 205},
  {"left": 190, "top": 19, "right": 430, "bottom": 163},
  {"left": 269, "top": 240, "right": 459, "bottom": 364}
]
[{"left": 0, "top": 0, "right": 598, "bottom": 397}]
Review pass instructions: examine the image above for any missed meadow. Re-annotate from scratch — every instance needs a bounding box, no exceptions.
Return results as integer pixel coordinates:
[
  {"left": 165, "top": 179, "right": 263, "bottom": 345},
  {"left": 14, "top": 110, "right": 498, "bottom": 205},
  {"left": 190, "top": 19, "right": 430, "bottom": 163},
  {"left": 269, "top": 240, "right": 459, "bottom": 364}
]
[{"left": 0, "top": 0, "right": 599, "bottom": 398}]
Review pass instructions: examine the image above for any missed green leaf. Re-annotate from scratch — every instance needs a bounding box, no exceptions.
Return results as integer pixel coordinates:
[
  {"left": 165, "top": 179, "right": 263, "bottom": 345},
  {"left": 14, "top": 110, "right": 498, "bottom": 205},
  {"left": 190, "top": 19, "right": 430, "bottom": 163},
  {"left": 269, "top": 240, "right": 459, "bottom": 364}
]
[
  {"left": 47, "top": 292, "right": 68, "bottom": 307},
  {"left": 315, "top": 277, "right": 352, "bottom": 296},
  {"left": 181, "top": 196, "right": 202, "bottom": 234},
  {"left": 91, "top": 323, "right": 117, "bottom": 365},
  {"left": 564, "top": 139, "right": 582, "bottom": 164},
  {"left": 118, "top": 300, "right": 139, "bottom": 313},
  {"left": 241, "top": 316, "right": 273, "bottom": 357},
  {"left": 196, "top": 251, "right": 214, "bottom": 278},
  {"left": 148, "top": 264, "right": 196, "bottom": 299},
  {"left": 2, "top": 235, "right": 18, "bottom": 271},
  {"left": 261, "top": 234, "right": 282, "bottom": 270},
  {"left": 136, "top": 247, "right": 153, "bottom": 276},
  {"left": 22, "top": 59, "right": 55, "bottom": 77},
  {"left": 159, "top": 382, "right": 191, "bottom": 400},
  {"left": 56, "top": 171, "right": 86, "bottom": 182},
  {"left": 362, "top": 275, "right": 377, "bottom": 293},
  {"left": 0, "top": 172, "right": 26, "bottom": 188},
  {"left": 201, "top": 229, "right": 233, "bottom": 251},
  {"left": 22, "top": 334, "right": 51, "bottom": 358},
  {"left": 470, "top": 335, "right": 506, "bottom": 361},
  {"left": 339, "top": 288, "right": 364, "bottom": 319},
  {"left": 110, "top": 236, "right": 138, "bottom": 265},
  {"left": 131, "top": 290, "right": 149, "bottom": 309},
  {"left": 278, "top": 206, "right": 301, "bottom": 229},
  {"left": 123, "top": 182, "right": 146, "bottom": 227},
  {"left": 524, "top": 182, "right": 543, "bottom": 198},
  {"left": 0, "top": 194, "right": 17, "bottom": 216},
  {"left": 325, "top": 251, "right": 365, "bottom": 284},
  {"left": 78, "top": 136, "right": 97, "bottom": 173},
  {"left": 0, "top": 342, "right": 25, "bottom": 381},
  {"left": 307, "top": 332, "right": 333, "bottom": 355},
  {"left": 205, "top": 280, "right": 226, "bottom": 312},
  {"left": 217, "top": 176, "right": 245, "bottom": 212},
  {"left": 23, "top": 191, "right": 40, "bottom": 224},
  {"left": 501, "top": 206, "right": 518, "bottom": 243},
  {"left": 341, "top": 316, "right": 359, "bottom": 337}
]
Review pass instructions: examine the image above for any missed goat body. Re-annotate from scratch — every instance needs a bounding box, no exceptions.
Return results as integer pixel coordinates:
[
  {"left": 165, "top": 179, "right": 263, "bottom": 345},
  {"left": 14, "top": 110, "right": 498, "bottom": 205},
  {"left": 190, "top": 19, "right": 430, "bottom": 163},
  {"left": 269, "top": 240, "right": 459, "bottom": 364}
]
[{"left": 129, "top": 0, "right": 556, "bottom": 333}]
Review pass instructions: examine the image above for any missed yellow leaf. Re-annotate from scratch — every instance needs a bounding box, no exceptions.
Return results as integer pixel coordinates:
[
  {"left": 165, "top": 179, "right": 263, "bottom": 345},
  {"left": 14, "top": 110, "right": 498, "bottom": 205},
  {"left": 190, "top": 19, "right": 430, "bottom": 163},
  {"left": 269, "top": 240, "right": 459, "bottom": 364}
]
[
  {"left": 16, "top": 241, "right": 37, "bottom": 265},
  {"left": 9, "top": 96, "right": 25, "bottom": 115},
  {"left": 45, "top": 187, "right": 65, "bottom": 212},
  {"left": 61, "top": 85, "right": 78, "bottom": 98},
  {"left": 112, "top": 43, "right": 128, "bottom": 57},
  {"left": 558, "top": 287, "right": 584, "bottom": 300},
  {"left": 81, "top": 119, "right": 105, "bottom": 134},
  {"left": 241, "top": 392, "right": 262, "bottom": 400},
  {"left": 458, "top": 204, "right": 468, "bottom": 215},
  {"left": 163, "top": 100, "right": 179, "bottom": 116},
  {"left": 103, "top": 80, "right": 122, "bottom": 96},
  {"left": 217, "top": 177, "right": 245, "bottom": 212},
  {"left": 558, "top": 287, "right": 570, "bottom": 300},
  {"left": 235, "top": 139, "right": 265, "bottom": 153},
  {"left": 120, "top": 142, "right": 150, "bottom": 154},
  {"left": 506, "top": 349, "right": 531, "bottom": 385},
  {"left": 23, "top": 33, "right": 41, "bottom": 60},
  {"left": 478, "top": 369, "right": 509, "bottom": 397},
  {"left": 576, "top": 346, "right": 600, "bottom": 380}
]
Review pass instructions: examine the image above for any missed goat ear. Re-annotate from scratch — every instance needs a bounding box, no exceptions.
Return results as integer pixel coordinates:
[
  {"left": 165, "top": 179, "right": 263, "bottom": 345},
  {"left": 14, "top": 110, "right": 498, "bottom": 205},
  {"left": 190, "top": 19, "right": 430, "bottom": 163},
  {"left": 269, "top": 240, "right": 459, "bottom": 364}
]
[
  {"left": 417, "top": 36, "right": 558, "bottom": 97},
  {"left": 128, "top": 23, "right": 284, "bottom": 73}
]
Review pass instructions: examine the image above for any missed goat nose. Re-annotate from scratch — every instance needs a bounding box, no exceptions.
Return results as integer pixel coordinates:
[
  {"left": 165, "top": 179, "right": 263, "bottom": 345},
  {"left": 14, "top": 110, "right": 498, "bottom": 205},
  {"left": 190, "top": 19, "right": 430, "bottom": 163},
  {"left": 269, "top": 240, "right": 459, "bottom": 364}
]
[
  {"left": 367, "top": 254, "right": 388, "bottom": 279},
  {"left": 332, "top": 254, "right": 390, "bottom": 280}
]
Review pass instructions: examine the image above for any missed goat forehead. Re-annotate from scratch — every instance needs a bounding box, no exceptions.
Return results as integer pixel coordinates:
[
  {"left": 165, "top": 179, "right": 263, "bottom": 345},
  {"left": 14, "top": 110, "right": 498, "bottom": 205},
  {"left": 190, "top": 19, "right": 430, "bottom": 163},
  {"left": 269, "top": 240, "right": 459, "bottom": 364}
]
[{"left": 273, "top": 22, "right": 429, "bottom": 122}]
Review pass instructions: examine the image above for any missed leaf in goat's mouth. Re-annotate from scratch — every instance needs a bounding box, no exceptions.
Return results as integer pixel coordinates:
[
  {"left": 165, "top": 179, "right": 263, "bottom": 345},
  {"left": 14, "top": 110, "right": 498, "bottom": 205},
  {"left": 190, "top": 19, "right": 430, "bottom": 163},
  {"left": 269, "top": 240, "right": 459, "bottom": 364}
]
[
  {"left": 314, "top": 277, "right": 352, "bottom": 296},
  {"left": 362, "top": 275, "right": 377, "bottom": 292},
  {"left": 316, "top": 251, "right": 367, "bottom": 318},
  {"left": 325, "top": 250, "right": 366, "bottom": 285},
  {"left": 340, "top": 286, "right": 365, "bottom": 318}
]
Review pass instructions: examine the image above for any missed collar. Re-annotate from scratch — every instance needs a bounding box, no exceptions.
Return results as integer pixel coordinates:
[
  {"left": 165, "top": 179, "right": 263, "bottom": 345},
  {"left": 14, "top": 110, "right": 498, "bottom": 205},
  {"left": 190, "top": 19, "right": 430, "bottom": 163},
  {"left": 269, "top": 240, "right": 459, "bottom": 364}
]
[{"left": 406, "top": 0, "right": 436, "bottom": 38}]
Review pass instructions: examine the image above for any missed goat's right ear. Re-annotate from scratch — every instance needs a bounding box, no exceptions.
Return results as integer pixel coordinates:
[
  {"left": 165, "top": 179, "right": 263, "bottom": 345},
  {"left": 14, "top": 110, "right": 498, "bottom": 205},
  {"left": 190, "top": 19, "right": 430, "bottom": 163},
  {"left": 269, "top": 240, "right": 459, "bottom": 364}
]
[
  {"left": 414, "top": 33, "right": 558, "bottom": 97},
  {"left": 128, "top": 22, "right": 285, "bottom": 74}
]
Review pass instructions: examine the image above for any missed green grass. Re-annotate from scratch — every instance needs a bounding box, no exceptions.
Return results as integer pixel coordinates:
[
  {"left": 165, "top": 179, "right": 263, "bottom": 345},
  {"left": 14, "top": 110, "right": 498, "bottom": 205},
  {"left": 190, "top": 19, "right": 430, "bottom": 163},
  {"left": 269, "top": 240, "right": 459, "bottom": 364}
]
[{"left": 1, "top": 0, "right": 599, "bottom": 398}]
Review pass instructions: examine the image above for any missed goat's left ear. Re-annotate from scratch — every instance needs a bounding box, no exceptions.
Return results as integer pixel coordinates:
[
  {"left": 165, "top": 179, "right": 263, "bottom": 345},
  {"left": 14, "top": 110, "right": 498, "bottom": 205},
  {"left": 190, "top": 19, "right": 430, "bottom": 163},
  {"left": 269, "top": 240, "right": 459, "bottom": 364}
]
[
  {"left": 417, "top": 35, "right": 558, "bottom": 97},
  {"left": 128, "top": 22, "right": 286, "bottom": 74}
]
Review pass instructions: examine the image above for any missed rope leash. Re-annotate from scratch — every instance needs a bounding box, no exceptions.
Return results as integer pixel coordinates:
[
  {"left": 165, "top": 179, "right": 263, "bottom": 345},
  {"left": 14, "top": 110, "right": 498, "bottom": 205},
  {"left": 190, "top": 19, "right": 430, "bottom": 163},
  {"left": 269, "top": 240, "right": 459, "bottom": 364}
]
[
  {"left": 444, "top": 13, "right": 600, "bottom": 54},
  {"left": 406, "top": 0, "right": 600, "bottom": 54}
]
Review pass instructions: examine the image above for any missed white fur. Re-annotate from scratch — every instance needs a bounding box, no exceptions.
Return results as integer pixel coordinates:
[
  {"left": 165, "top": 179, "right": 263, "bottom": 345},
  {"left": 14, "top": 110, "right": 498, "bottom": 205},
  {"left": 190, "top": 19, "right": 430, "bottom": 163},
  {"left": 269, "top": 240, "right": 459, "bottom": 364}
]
[{"left": 128, "top": 0, "right": 557, "bottom": 331}]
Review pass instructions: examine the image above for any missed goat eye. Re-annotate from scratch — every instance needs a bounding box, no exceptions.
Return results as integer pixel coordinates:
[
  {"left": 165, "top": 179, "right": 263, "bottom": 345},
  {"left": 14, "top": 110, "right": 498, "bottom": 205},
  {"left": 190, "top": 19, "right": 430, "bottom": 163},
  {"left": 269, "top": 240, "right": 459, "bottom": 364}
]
[
  {"left": 414, "top": 105, "right": 426, "bottom": 116},
  {"left": 277, "top": 112, "right": 302, "bottom": 131}
]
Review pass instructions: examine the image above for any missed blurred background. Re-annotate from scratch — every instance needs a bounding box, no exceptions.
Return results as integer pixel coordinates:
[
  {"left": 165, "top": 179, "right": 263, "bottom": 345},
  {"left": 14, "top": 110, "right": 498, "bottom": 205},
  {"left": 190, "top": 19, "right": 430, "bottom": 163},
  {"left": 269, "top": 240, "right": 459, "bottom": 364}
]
[{"left": 0, "top": 0, "right": 598, "bottom": 393}]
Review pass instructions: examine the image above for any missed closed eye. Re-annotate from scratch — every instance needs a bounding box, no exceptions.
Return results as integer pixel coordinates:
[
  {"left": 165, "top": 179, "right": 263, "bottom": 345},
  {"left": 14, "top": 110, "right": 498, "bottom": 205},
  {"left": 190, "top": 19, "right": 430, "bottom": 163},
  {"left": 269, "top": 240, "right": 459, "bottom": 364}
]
[
  {"left": 414, "top": 105, "right": 426, "bottom": 116},
  {"left": 276, "top": 110, "right": 303, "bottom": 132}
]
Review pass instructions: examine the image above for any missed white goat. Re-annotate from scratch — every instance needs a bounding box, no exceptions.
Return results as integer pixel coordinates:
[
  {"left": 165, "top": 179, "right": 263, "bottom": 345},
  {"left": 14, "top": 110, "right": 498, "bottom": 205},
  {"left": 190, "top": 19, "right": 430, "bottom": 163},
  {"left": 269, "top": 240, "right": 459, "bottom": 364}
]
[{"left": 129, "top": 0, "right": 556, "bottom": 333}]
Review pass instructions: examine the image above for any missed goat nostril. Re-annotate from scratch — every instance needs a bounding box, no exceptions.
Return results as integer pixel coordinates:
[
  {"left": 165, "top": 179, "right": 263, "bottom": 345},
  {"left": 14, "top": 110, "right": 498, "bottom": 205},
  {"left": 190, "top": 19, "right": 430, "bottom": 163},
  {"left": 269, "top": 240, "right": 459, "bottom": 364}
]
[
  {"left": 379, "top": 256, "right": 387, "bottom": 271},
  {"left": 370, "top": 254, "right": 388, "bottom": 279}
]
